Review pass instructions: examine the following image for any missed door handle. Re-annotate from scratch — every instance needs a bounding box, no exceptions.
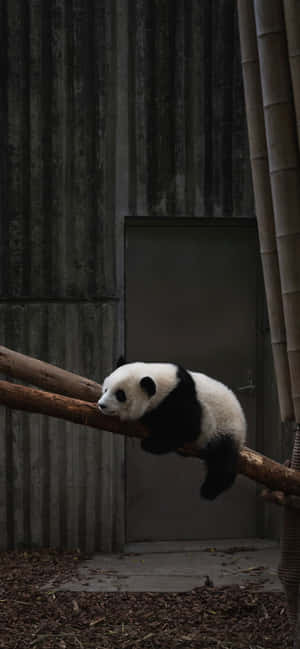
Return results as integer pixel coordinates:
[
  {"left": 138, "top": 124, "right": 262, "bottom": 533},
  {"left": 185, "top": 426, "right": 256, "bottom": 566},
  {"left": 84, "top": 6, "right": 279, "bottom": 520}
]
[
  {"left": 238, "top": 382, "right": 256, "bottom": 394},
  {"left": 238, "top": 370, "right": 256, "bottom": 394}
]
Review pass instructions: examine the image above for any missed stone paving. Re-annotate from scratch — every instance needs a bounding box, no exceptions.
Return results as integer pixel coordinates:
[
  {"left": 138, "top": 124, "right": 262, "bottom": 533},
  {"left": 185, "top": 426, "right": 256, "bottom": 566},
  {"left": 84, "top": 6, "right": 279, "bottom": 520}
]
[{"left": 44, "top": 539, "right": 281, "bottom": 593}]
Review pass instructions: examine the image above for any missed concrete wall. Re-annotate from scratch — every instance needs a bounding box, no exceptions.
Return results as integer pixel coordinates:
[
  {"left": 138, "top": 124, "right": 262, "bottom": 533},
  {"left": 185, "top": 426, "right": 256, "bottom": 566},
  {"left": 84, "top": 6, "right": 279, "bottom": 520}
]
[{"left": 0, "top": 0, "right": 256, "bottom": 551}]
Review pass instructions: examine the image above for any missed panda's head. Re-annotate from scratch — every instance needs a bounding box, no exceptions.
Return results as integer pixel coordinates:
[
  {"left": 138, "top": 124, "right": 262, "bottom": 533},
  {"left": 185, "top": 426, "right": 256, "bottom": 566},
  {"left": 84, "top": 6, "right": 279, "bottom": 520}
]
[{"left": 97, "top": 362, "right": 178, "bottom": 421}]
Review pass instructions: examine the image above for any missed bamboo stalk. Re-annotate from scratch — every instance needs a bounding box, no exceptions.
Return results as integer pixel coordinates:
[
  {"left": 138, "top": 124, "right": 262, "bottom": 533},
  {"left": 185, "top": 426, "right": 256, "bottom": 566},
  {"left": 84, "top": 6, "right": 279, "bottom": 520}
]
[
  {"left": 283, "top": 1, "right": 300, "bottom": 151},
  {"left": 237, "top": 0, "right": 294, "bottom": 422},
  {"left": 1, "top": 378, "right": 300, "bottom": 496},
  {"left": 253, "top": 1, "right": 300, "bottom": 638},
  {"left": 254, "top": 0, "right": 300, "bottom": 425},
  {"left": 0, "top": 345, "right": 102, "bottom": 402}
]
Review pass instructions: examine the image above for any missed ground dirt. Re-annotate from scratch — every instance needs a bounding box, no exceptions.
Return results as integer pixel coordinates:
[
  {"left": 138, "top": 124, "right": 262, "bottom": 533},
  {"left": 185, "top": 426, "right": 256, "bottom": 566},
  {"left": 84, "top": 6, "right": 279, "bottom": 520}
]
[{"left": 0, "top": 549, "right": 293, "bottom": 649}]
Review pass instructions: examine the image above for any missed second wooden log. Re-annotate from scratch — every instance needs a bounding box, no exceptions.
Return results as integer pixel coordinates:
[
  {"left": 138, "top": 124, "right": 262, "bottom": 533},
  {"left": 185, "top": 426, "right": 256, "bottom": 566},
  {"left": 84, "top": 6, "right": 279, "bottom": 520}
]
[{"left": 0, "top": 378, "right": 300, "bottom": 497}]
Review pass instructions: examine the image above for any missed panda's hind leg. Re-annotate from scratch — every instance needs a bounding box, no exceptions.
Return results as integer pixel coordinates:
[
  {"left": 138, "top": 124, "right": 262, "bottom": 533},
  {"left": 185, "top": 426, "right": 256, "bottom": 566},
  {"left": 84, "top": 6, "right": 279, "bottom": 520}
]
[{"left": 200, "top": 434, "right": 239, "bottom": 500}]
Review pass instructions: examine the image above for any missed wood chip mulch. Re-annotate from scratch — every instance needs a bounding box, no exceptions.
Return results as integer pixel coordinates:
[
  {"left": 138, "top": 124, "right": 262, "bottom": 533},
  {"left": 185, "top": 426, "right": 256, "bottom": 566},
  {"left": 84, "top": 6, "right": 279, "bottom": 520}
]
[{"left": 0, "top": 549, "right": 293, "bottom": 649}]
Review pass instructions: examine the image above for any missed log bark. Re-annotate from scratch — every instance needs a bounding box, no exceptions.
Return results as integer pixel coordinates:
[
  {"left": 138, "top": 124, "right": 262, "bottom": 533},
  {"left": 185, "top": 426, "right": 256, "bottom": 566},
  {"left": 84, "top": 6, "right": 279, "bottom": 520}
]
[
  {"left": 1, "top": 378, "right": 300, "bottom": 496},
  {"left": 0, "top": 345, "right": 102, "bottom": 402},
  {"left": 261, "top": 488, "right": 300, "bottom": 511}
]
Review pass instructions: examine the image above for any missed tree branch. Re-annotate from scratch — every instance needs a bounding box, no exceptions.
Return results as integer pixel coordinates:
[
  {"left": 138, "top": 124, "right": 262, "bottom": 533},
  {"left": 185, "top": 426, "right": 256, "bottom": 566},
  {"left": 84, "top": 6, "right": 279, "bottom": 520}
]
[
  {"left": 260, "top": 488, "right": 300, "bottom": 511},
  {"left": 0, "top": 345, "right": 102, "bottom": 402},
  {"left": 1, "top": 378, "right": 300, "bottom": 496}
]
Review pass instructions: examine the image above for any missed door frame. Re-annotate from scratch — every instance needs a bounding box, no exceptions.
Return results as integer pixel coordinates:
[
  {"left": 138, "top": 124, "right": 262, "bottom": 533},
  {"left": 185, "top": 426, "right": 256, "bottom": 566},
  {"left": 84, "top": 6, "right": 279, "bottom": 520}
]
[{"left": 123, "top": 216, "right": 271, "bottom": 541}]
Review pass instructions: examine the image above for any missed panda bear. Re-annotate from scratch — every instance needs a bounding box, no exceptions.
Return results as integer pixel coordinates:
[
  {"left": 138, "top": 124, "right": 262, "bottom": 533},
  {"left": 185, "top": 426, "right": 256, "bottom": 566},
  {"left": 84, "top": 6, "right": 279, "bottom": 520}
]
[{"left": 97, "top": 361, "right": 246, "bottom": 500}]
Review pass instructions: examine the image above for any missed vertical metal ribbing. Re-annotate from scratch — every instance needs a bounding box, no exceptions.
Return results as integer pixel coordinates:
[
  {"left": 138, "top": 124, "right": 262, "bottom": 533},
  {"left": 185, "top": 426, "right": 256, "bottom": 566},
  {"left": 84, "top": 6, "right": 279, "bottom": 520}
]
[{"left": 0, "top": 0, "right": 120, "bottom": 551}]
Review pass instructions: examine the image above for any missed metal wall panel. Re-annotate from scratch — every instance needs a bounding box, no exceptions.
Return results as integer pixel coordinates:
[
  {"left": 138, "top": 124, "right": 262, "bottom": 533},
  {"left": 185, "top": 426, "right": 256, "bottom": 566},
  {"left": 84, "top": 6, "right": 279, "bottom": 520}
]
[
  {"left": 0, "top": 302, "right": 120, "bottom": 552},
  {"left": 0, "top": 0, "right": 125, "bottom": 550},
  {"left": 0, "top": 0, "right": 254, "bottom": 549},
  {"left": 127, "top": 0, "right": 254, "bottom": 218},
  {"left": 1, "top": 0, "right": 117, "bottom": 299}
]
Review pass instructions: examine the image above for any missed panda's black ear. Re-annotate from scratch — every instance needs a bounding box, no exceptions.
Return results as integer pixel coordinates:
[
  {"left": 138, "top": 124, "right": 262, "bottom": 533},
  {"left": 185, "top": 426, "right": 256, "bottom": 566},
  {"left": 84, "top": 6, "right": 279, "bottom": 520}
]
[
  {"left": 140, "top": 376, "right": 156, "bottom": 397},
  {"left": 116, "top": 355, "right": 126, "bottom": 368}
]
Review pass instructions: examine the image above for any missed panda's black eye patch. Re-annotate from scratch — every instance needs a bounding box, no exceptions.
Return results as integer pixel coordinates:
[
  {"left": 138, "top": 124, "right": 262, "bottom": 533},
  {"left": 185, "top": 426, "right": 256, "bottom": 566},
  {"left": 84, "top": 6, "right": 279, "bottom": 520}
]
[{"left": 115, "top": 389, "right": 126, "bottom": 403}]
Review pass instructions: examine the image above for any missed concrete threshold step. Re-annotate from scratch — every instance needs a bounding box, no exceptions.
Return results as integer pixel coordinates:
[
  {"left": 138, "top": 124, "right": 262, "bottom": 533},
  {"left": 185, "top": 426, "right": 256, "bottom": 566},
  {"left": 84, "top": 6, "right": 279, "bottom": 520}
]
[{"left": 43, "top": 538, "right": 281, "bottom": 593}]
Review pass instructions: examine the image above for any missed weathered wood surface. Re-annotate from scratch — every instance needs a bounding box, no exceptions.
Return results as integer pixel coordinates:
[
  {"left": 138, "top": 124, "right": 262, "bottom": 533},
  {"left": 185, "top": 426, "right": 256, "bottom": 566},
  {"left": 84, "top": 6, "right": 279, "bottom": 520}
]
[
  {"left": 261, "top": 488, "right": 300, "bottom": 511},
  {"left": 0, "top": 378, "right": 300, "bottom": 496},
  {"left": 0, "top": 345, "right": 102, "bottom": 402}
]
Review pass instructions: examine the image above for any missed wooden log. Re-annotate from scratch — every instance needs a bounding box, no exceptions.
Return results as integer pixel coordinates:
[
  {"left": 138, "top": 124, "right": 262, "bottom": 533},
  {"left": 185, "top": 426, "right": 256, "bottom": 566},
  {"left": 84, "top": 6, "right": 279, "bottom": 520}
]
[
  {"left": 0, "top": 378, "right": 148, "bottom": 438},
  {"left": 261, "top": 488, "right": 300, "bottom": 511},
  {"left": 0, "top": 345, "right": 102, "bottom": 402},
  {"left": 1, "top": 378, "right": 300, "bottom": 496}
]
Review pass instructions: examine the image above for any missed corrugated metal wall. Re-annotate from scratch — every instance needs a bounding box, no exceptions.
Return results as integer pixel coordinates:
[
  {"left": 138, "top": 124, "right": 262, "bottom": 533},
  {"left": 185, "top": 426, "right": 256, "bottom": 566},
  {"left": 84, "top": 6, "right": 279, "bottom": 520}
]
[
  {"left": 0, "top": 0, "right": 125, "bottom": 552},
  {"left": 0, "top": 0, "right": 254, "bottom": 551},
  {"left": 127, "top": 0, "right": 254, "bottom": 218},
  {"left": 0, "top": 303, "right": 119, "bottom": 552},
  {"left": 1, "top": 0, "right": 117, "bottom": 299}
]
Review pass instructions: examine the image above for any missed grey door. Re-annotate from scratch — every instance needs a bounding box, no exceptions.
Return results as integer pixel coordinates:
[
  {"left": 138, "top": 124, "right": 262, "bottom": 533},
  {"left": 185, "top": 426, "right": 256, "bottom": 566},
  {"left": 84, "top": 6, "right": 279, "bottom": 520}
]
[{"left": 125, "top": 221, "right": 262, "bottom": 542}]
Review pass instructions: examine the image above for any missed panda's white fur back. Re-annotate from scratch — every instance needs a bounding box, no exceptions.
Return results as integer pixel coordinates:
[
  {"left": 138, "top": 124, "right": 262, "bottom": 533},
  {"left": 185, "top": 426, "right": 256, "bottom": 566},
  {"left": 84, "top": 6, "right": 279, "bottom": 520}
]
[
  {"left": 100, "top": 361, "right": 246, "bottom": 448},
  {"left": 190, "top": 371, "right": 246, "bottom": 449}
]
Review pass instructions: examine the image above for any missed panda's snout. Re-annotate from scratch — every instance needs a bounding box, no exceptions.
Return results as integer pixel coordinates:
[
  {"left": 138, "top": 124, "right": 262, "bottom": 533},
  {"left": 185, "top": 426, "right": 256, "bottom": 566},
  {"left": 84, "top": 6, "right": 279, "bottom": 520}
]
[
  {"left": 97, "top": 397, "right": 106, "bottom": 411},
  {"left": 98, "top": 394, "right": 115, "bottom": 414}
]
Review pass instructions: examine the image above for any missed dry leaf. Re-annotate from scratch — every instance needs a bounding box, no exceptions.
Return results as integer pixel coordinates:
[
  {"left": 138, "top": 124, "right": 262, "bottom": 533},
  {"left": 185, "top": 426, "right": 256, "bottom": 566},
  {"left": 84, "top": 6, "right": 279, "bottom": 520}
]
[{"left": 89, "top": 616, "right": 105, "bottom": 627}]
